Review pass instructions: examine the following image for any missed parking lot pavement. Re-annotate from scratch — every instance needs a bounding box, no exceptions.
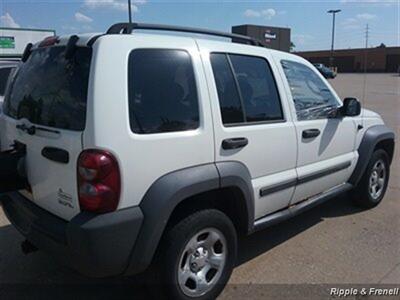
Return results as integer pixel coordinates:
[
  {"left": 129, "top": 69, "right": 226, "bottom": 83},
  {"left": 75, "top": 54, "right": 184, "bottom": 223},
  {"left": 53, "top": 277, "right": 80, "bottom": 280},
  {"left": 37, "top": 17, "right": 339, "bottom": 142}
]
[{"left": 0, "top": 73, "right": 399, "bottom": 299}]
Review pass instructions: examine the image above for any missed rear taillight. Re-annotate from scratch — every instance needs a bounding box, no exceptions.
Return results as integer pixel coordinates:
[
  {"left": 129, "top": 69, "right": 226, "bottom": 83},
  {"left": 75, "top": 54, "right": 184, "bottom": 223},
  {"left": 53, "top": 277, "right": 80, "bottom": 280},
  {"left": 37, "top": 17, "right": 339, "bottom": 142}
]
[{"left": 77, "top": 149, "right": 121, "bottom": 213}]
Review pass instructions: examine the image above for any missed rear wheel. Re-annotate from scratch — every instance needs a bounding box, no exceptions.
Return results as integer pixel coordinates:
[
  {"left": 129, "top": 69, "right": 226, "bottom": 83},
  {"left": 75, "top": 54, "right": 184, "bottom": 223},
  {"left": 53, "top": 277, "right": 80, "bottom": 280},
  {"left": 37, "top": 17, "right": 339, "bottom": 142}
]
[
  {"left": 159, "top": 209, "right": 237, "bottom": 300},
  {"left": 352, "top": 149, "right": 390, "bottom": 208}
]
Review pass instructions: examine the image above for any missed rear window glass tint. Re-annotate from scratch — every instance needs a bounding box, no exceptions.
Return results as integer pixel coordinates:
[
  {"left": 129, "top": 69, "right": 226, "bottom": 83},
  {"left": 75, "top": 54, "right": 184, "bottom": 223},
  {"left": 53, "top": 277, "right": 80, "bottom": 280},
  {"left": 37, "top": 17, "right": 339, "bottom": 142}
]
[
  {"left": 3, "top": 46, "right": 92, "bottom": 131},
  {"left": 229, "top": 54, "right": 283, "bottom": 122},
  {"left": 128, "top": 49, "right": 199, "bottom": 134},
  {"left": 210, "top": 53, "right": 245, "bottom": 124},
  {"left": 210, "top": 53, "right": 284, "bottom": 125}
]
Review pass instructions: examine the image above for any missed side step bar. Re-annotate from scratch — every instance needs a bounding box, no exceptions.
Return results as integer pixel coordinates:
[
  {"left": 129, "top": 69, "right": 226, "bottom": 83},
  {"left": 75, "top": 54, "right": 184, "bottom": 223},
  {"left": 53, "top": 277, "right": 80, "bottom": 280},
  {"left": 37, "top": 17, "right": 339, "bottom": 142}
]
[{"left": 252, "top": 183, "right": 353, "bottom": 233}]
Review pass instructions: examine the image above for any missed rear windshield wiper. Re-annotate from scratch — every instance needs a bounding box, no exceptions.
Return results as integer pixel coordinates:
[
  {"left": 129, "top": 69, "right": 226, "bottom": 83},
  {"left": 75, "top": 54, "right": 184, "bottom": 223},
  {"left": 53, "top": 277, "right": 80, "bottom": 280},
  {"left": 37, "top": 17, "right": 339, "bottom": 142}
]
[{"left": 16, "top": 124, "right": 60, "bottom": 135}]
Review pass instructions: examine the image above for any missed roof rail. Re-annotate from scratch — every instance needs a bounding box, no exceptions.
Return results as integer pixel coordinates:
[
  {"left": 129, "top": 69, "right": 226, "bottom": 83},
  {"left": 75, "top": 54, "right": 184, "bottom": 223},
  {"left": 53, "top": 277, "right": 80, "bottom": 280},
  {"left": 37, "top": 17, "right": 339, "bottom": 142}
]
[{"left": 106, "top": 23, "right": 263, "bottom": 46}]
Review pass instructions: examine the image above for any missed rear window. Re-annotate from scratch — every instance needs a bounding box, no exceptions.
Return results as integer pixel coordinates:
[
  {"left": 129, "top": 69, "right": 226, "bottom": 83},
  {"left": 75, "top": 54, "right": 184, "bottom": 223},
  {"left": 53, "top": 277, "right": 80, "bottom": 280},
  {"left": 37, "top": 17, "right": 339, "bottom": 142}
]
[
  {"left": 128, "top": 49, "right": 199, "bottom": 134},
  {"left": 3, "top": 46, "right": 92, "bottom": 131}
]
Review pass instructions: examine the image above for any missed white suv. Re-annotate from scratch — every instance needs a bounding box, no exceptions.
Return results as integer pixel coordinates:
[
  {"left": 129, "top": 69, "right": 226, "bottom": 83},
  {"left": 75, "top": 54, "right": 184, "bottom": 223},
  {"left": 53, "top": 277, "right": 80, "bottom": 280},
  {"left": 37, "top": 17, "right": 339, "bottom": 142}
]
[{"left": 0, "top": 23, "right": 395, "bottom": 300}]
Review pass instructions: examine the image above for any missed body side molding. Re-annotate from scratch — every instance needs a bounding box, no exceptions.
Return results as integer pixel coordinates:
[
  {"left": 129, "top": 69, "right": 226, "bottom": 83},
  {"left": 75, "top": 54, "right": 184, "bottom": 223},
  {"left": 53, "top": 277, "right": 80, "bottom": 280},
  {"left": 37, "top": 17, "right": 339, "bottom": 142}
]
[
  {"left": 297, "top": 161, "right": 352, "bottom": 185},
  {"left": 259, "top": 161, "right": 352, "bottom": 198},
  {"left": 349, "top": 125, "right": 395, "bottom": 186},
  {"left": 259, "top": 178, "right": 297, "bottom": 198}
]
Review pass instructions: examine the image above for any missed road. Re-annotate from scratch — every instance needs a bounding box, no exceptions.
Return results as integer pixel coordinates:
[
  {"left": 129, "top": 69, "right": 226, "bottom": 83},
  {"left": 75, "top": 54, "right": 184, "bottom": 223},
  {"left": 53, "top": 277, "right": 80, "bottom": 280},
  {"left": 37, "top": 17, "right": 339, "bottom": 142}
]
[{"left": 0, "top": 73, "right": 399, "bottom": 299}]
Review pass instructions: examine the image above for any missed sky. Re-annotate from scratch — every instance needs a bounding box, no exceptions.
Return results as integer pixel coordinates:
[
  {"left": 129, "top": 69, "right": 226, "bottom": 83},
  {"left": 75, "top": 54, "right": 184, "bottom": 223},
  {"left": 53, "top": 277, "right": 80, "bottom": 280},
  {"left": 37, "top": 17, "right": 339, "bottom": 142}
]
[{"left": 0, "top": 0, "right": 399, "bottom": 51}]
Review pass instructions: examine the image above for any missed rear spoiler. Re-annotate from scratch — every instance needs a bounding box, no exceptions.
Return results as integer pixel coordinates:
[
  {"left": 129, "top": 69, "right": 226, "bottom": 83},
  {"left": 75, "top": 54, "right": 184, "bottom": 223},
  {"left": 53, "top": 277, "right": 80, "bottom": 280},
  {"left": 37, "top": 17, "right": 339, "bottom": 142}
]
[{"left": 21, "top": 35, "right": 80, "bottom": 63}]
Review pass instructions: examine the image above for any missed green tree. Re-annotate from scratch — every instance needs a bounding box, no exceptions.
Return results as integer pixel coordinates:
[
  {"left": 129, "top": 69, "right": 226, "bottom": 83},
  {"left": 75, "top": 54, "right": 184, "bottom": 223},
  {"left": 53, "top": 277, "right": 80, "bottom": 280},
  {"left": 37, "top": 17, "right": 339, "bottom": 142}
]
[{"left": 290, "top": 41, "right": 296, "bottom": 52}]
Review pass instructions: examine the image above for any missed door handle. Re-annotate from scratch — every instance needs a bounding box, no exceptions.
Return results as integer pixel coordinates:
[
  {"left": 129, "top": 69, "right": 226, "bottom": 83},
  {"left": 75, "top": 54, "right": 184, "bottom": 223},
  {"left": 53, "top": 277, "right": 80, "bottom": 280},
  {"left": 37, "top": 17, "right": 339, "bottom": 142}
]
[
  {"left": 222, "top": 137, "right": 248, "bottom": 150},
  {"left": 302, "top": 129, "right": 321, "bottom": 139},
  {"left": 41, "top": 147, "right": 69, "bottom": 164}
]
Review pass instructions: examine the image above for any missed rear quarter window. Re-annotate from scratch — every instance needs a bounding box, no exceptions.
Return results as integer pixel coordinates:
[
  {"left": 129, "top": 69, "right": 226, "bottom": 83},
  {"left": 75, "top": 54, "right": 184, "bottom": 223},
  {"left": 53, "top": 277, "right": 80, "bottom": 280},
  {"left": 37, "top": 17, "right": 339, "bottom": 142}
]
[{"left": 128, "top": 49, "right": 200, "bottom": 134}]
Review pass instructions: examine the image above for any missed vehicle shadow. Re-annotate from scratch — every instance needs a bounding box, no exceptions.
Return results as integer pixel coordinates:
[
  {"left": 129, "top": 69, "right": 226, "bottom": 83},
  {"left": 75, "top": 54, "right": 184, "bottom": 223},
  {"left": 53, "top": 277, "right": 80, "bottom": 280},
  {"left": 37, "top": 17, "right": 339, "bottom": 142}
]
[
  {"left": 236, "top": 194, "right": 365, "bottom": 266},
  {"left": 0, "top": 195, "right": 366, "bottom": 300}
]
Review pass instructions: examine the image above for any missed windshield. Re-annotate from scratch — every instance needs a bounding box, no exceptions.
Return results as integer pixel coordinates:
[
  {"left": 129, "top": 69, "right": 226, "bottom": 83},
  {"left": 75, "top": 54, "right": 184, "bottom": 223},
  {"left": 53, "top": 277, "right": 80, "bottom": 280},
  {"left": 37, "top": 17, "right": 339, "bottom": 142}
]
[{"left": 3, "top": 46, "right": 92, "bottom": 131}]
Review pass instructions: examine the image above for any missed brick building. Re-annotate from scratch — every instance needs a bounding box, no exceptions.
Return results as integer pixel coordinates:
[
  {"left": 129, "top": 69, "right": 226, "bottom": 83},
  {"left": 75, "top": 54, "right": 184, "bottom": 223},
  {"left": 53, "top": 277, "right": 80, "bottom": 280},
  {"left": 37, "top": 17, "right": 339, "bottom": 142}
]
[
  {"left": 232, "top": 24, "right": 291, "bottom": 52},
  {"left": 296, "top": 46, "right": 400, "bottom": 73}
]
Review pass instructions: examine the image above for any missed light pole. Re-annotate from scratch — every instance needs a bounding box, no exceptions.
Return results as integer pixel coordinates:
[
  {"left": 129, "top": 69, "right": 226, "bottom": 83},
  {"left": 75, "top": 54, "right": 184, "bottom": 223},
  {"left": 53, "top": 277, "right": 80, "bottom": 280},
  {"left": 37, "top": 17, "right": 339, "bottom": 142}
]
[
  {"left": 327, "top": 9, "right": 341, "bottom": 68},
  {"left": 128, "top": 0, "right": 132, "bottom": 23}
]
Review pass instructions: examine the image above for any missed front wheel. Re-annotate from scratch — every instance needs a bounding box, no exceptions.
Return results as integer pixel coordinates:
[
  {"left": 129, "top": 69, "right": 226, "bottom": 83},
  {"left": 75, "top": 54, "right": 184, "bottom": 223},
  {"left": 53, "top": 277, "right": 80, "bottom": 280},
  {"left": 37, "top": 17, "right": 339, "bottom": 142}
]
[
  {"left": 159, "top": 209, "right": 237, "bottom": 300},
  {"left": 351, "top": 149, "right": 390, "bottom": 208}
]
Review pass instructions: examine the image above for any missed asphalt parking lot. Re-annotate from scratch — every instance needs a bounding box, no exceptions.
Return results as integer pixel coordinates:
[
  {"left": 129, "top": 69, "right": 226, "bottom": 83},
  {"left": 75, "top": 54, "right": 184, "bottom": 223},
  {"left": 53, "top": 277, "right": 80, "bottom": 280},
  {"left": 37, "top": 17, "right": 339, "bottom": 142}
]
[{"left": 0, "top": 73, "right": 399, "bottom": 299}]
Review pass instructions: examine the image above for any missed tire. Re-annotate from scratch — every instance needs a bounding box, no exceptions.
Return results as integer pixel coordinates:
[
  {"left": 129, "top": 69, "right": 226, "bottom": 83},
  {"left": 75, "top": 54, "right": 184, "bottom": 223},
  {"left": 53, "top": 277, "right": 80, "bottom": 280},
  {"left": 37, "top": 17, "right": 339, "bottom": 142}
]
[
  {"left": 351, "top": 149, "right": 390, "bottom": 208},
  {"left": 158, "top": 209, "right": 237, "bottom": 300}
]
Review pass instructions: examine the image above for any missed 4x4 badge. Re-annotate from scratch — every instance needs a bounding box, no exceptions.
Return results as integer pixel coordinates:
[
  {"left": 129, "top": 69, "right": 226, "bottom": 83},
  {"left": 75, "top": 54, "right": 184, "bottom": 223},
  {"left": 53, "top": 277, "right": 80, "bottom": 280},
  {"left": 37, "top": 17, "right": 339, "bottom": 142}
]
[{"left": 57, "top": 188, "right": 74, "bottom": 209}]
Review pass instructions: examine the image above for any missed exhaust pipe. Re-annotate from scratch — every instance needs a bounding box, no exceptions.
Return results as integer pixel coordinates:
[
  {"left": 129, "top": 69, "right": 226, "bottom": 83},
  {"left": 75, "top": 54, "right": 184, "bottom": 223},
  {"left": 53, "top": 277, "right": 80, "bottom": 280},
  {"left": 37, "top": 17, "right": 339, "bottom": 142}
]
[{"left": 21, "top": 240, "right": 38, "bottom": 255}]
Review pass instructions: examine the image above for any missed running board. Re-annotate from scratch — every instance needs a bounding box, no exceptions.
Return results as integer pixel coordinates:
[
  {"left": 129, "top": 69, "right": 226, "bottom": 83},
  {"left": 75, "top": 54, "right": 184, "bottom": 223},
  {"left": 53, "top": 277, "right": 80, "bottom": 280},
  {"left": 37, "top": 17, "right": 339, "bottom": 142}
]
[{"left": 252, "top": 183, "right": 353, "bottom": 233}]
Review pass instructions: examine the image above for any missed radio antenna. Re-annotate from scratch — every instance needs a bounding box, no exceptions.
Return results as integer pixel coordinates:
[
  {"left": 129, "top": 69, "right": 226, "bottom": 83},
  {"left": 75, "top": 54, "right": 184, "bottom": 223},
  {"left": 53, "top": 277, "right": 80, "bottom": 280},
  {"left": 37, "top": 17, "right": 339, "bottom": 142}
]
[
  {"left": 361, "top": 23, "right": 369, "bottom": 127},
  {"left": 128, "top": 0, "right": 132, "bottom": 23}
]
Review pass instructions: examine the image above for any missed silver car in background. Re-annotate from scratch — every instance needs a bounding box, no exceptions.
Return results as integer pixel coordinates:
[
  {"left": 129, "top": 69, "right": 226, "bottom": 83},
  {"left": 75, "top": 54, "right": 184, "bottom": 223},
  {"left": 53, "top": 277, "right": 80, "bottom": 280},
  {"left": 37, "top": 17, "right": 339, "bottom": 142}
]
[
  {"left": 0, "top": 59, "right": 19, "bottom": 148},
  {"left": 0, "top": 60, "right": 19, "bottom": 112}
]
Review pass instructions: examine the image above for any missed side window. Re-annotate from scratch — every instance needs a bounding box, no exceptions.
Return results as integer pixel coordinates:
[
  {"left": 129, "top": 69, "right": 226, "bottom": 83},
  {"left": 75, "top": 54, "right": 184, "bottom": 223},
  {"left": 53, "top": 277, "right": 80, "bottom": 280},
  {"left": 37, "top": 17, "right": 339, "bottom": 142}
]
[
  {"left": 209, "top": 54, "right": 244, "bottom": 124},
  {"left": 210, "top": 53, "right": 283, "bottom": 126},
  {"left": 230, "top": 55, "right": 283, "bottom": 122},
  {"left": 281, "top": 60, "right": 339, "bottom": 121},
  {"left": 128, "top": 49, "right": 199, "bottom": 134}
]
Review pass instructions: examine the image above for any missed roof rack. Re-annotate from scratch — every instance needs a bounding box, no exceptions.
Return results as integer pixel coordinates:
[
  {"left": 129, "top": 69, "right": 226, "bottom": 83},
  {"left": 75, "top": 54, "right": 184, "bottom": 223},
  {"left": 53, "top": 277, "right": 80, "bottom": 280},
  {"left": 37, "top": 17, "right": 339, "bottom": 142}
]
[{"left": 106, "top": 23, "right": 263, "bottom": 46}]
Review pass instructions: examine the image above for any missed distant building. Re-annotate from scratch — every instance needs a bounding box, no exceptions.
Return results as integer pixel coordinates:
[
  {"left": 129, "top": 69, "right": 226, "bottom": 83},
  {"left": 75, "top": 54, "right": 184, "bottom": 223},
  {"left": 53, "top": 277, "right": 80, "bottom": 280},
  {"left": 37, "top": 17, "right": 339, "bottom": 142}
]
[
  {"left": 296, "top": 47, "right": 400, "bottom": 73},
  {"left": 0, "top": 27, "right": 55, "bottom": 59},
  {"left": 232, "top": 24, "right": 291, "bottom": 52}
]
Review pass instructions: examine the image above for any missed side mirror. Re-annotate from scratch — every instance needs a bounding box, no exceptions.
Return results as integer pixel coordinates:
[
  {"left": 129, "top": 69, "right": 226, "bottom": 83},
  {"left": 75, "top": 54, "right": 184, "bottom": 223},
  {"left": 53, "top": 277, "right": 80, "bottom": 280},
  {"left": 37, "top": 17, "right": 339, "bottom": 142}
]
[{"left": 341, "top": 97, "right": 361, "bottom": 117}]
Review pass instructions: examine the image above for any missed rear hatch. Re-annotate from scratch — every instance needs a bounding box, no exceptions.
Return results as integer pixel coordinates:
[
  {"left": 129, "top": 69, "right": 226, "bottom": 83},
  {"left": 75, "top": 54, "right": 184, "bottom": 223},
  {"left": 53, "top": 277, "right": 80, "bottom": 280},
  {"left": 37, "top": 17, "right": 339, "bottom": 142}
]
[{"left": 1, "top": 41, "right": 92, "bottom": 221}]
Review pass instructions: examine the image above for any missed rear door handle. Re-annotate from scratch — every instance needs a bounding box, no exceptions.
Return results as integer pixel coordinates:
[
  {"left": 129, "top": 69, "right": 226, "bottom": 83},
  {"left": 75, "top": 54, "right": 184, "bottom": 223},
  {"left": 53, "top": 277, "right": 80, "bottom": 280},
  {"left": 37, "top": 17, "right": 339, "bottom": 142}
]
[
  {"left": 41, "top": 147, "right": 69, "bottom": 164},
  {"left": 222, "top": 137, "right": 248, "bottom": 150},
  {"left": 302, "top": 129, "right": 321, "bottom": 139}
]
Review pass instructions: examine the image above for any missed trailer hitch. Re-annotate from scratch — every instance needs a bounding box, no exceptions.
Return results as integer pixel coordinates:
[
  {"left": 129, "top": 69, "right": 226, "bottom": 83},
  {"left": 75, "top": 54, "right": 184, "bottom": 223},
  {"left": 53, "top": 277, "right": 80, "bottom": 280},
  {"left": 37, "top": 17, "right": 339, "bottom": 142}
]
[{"left": 21, "top": 240, "right": 38, "bottom": 255}]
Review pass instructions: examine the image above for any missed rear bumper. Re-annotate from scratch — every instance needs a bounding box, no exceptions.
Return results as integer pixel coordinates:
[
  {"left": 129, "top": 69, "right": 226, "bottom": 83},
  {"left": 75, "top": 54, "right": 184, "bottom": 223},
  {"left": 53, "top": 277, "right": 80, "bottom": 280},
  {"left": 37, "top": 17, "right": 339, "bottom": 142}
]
[{"left": 1, "top": 192, "right": 143, "bottom": 278}]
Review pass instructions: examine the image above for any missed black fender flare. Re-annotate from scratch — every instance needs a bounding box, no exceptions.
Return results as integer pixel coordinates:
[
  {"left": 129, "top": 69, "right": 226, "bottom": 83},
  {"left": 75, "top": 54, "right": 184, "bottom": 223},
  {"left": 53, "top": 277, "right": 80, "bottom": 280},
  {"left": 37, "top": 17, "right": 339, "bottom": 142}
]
[
  {"left": 124, "top": 162, "right": 254, "bottom": 275},
  {"left": 349, "top": 124, "right": 395, "bottom": 186},
  {"left": 215, "top": 161, "right": 255, "bottom": 233}
]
